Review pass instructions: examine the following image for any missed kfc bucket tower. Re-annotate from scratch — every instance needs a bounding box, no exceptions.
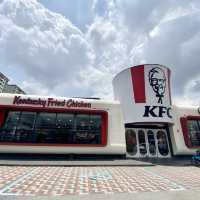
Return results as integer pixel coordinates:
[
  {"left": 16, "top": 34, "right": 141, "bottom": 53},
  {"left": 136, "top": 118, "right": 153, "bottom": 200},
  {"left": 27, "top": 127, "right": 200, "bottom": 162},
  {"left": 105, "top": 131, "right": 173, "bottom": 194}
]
[{"left": 113, "top": 64, "right": 173, "bottom": 124}]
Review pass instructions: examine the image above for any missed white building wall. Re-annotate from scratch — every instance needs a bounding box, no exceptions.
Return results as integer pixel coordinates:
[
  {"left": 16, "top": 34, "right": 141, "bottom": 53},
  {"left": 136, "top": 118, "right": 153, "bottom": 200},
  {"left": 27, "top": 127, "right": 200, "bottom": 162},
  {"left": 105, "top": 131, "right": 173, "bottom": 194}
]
[{"left": 0, "top": 93, "right": 126, "bottom": 154}]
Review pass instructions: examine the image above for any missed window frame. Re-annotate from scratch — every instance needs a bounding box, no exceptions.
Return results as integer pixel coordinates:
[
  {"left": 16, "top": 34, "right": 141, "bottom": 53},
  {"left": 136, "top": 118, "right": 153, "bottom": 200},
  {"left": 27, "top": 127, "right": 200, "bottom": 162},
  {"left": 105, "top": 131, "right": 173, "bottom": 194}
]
[
  {"left": 180, "top": 116, "right": 200, "bottom": 148},
  {"left": 0, "top": 105, "right": 108, "bottom": 147}
]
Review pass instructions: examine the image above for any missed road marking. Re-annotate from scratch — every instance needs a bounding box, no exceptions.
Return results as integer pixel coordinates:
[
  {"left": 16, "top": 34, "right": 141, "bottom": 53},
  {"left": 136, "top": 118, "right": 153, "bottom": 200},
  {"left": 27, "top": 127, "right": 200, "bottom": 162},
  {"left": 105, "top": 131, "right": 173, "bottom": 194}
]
[
  {"left": 0, "top": 167, "right": 40, "bottom": 196},
  {"left": 0, "top": 166, "right": 190, "bottom": 196}
]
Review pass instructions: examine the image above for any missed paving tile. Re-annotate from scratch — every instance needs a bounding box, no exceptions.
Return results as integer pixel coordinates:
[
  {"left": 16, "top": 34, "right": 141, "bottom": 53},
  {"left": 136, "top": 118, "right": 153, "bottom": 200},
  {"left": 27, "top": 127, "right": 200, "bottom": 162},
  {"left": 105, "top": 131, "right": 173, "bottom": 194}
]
[
  {"left": 147, "top": 166, "right": 200, "bottom": 190},
  {"left": 0, "top": 166, "right": 199, "bottom": 196}
]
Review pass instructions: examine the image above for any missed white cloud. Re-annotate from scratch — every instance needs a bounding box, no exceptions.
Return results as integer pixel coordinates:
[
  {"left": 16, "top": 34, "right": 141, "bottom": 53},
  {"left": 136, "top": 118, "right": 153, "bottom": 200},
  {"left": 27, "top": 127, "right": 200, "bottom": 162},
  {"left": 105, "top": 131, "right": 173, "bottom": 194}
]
[
  {"left": 0, "top": 0, "right": 93, "bottom": 96},
  {"left": 89, "top": 0, "right": 200, "bottom": 105},
  {"left": 174, "top": 76, "right": 200, "bottom": 106},
  {"left": 0, "top": 0, "right": 200, "bottom": 106},
  {"left": 21, "top": 80, "right": 50, "bottom": 96}
]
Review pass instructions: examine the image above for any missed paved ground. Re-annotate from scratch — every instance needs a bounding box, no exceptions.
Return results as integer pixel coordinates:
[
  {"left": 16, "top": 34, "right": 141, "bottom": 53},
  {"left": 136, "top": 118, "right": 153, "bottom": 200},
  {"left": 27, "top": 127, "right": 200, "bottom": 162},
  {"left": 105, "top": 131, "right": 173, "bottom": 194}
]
[{"left": 0, "top": 165, "right": 199, "bottom": 198}]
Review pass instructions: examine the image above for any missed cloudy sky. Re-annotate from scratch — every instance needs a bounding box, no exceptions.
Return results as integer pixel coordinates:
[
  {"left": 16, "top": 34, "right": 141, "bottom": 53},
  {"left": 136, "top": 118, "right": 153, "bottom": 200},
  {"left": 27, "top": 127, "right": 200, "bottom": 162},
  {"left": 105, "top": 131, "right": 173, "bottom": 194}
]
[{"left": 0, "top": 0, "right": 200, "bottom": 106}]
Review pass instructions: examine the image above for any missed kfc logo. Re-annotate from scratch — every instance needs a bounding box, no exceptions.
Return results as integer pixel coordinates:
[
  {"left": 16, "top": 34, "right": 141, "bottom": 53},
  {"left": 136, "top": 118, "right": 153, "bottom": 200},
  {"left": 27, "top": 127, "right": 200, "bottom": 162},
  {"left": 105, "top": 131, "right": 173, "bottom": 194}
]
[{"left": 149, "top": 67, "right": 166, "bottom": 104}]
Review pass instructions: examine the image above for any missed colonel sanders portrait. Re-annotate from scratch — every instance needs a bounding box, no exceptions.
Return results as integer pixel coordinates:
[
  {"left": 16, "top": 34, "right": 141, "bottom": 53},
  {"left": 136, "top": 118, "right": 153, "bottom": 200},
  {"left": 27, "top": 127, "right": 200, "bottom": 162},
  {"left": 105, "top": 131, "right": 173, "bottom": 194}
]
[{"left": 149, "top": 67, "right": 166, "bottom": 104}]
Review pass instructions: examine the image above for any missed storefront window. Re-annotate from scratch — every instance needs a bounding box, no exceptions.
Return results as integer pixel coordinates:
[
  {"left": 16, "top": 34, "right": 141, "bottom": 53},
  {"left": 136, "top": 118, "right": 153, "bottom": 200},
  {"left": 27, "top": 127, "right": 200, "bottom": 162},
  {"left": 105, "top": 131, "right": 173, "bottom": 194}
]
[
  {"left": 89, "top": 115, "right": 101, "bottom": 144},
  {"left": 56, "top": 114, "right": 74, "bottom": 129},
  {"left": 18, "top": 112, "right": 36, "bottom": 130},
  {"left": 0, "top": 111, "right": 20, "bottom": 142},
  {"left": 76, "top": 114, "right": 89, "bottom": 130},
  {"left": 187, "top": 120, "right": 200, "bottom": 147},
  {"left": 35, "top": 113, "right": 56, "bottom": 129},
  {"left": 4, "top": 111, "right": 20, "bottom": 129},
  {"left": 0, "top": 111, "right": 103, "bottom": 145},
  {"left": 75, "top": 114, "right": 101, "bottom": 144},
  {"left": 55, "top": 114, "right": 74, "bottom": 143},
  {"left": 34, "top": 113, "right": 57, "bottom": 143},
  {"left": 90, "top": 115, "right": 101, "bottom": 131},
  {"left": 15, "top": 112, "right": 36, "bottom": 142}
]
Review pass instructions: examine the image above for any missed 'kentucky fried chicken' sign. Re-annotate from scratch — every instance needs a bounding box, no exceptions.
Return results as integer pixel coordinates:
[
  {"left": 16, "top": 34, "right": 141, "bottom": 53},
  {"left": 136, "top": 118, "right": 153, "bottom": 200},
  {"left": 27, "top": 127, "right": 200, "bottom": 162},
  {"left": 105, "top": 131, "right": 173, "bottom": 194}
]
[{"left": 13, "top": 96, "right": 91, "bottom": 109}]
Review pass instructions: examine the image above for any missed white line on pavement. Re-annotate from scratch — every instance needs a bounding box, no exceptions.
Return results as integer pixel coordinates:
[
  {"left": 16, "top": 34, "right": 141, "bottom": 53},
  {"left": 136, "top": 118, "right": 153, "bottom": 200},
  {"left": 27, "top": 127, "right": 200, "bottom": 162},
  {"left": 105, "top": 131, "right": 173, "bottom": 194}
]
[{"left": 0, "top": 167, "right": 40, "bottom": 195}]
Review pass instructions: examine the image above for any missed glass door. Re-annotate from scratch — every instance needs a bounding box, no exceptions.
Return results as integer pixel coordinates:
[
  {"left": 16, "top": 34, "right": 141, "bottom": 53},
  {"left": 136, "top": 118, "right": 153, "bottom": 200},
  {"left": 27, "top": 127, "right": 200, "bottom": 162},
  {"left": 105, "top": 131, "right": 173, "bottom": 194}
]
[
  {"left": 146, "top": 130, "right": 157, "bottom": 157},
  {"left": 138, "top": 129, "right": 148, "bottom": 157},
  {"left": 156, "top": 129, "right": 170, "bottom": 157},
  {"left": 125, "top": 129, "right": 138, "bottom": 156},
  {"left": 125, "top": 128, "right": 171, "bottom": 158}
]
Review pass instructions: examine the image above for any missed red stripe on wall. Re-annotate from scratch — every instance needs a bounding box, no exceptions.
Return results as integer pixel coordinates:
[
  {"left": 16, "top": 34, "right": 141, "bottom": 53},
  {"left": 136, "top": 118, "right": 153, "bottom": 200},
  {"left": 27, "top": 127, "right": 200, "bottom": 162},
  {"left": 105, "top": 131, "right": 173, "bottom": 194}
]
[
  {"left": 167, "top": 68, "right": 172, "bottom": 105},
  {"left": 180, "top": 117, "right": 190, "bottom": 148},
  {"left": 131, "top": 65, "right": 146, "bottom": 103},
  {"left": 0, "top": 110, "right": 5, "bottom": 128}
]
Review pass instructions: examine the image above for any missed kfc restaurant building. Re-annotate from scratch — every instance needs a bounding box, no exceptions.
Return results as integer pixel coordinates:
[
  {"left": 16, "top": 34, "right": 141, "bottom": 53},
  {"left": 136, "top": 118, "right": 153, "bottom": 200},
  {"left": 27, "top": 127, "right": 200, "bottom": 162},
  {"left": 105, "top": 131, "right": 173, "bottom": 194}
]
[
  {"left": 0, "top": 64, "right": 199, "bottom": 158},
  {"left": 113, "top": 64, "right": 200, "bottom": 158}
]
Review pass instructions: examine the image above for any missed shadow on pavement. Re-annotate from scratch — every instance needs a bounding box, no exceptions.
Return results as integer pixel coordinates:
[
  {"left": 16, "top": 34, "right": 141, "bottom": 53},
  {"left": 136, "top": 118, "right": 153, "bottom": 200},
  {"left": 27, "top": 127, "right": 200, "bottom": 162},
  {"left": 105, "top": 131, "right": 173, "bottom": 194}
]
[{"left": 0, "top": 153, "right": 198, "bottom": 167}]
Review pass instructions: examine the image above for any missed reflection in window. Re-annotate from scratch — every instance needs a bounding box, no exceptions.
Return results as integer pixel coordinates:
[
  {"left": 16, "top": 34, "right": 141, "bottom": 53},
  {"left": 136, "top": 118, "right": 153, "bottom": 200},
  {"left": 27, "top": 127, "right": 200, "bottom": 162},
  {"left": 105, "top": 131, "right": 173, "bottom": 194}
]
[
  {"left": 0, "top": 111, "right": 103, "bottom": 145},
  {"left": 34, "top": 113, "right": 57, "bottom": 143},
  {"left": 55, "top": 113, "right": 74, "bottom": 144},
  {"left": 187, "top": 120, "right": 200, "bottom": 147},
  {"left": 157, "top": 131, "right": 169, "bottom": 156},
  {"left": 0, "top": 111, "right": 20, "bottom": 142},
  {"left": 56, "top": 114, "right": 74, "bottom": 129},
  {"left": 76, "top": 114, "right": 89, "bottom": 130},
  {"left": 17, "top": 112, "right": 36, "bottom": 130},
  {"left": 75, "top": 115, "right": 101, "bottom": 144},
  {"left": 90, "top": 115, "right": 101, "bottom": 131},
  {"left": 126, "top": 129, "right": 137, "bottom": 155},
  {"left": 147, "top": 130, "right": 156, "bottom": 155},
  {"left": 138, "top": 130, "right": 147, "bottom": 155},
  {"left": 16, "top": 112, "right": 36, "bottom": 142},
  {"left": 35, "top": 113, "right": 56, "bottom": 129},
  {"left": 3, "top": 111, "right": 20, "bottom": 129}
]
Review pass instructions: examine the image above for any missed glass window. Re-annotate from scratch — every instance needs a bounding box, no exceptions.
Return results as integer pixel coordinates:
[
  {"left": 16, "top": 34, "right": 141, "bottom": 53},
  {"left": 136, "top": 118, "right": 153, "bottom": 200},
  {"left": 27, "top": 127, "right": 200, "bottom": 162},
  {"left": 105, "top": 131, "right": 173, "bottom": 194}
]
[
  {"left": 157, "top": 130, "right": 169, "bottom": 156},
  {"left": 89, "top": 115, "right": 101, "bottom": 131},
  {"left": 126, "top": 129, "right": 137, "bottom": 156},
  {"left": 187, "top": 120, "right": 200, "bottom": 147},
  {"left": 0, "top": 111, "right": 103, "bottom": 145},
  {"left": 138, "top": 130, "right": 147, "bottom": 155},
  {"left": 34, "top": 113, "right": 57, "bottom": 143},
  {"left": 74, "top": 114, "right": 102, "bottom": 144},
  {"left": 55, "top": 113, "right": 74, "bottom": 144},
  {"left": 147, "top": 130, "right": 156, "bottom": 155},
  {"left": 0, "top": 111, "right": 20, "bottom": 142},
  {"left": 17, "top": 112, "right": 36, "bottom": 130},
  {"left": 3, "top": 111, "right": 20, "bottom": 129},
  {"left": 88, "top": 115, "right": 102, "bottom": 144},
  {"left": 75, "top": 114, "right": 89, "bottom": 143},
  {"left": 76, "top": 114, "right": 89, "bottom": 130},
  {"left": 35, "top": 113, "right": 56, "bottom": 129},
  {"left": 15, "top": 112, "right": 36, "bottom": 143},
  {"left": 56, "top": 113, "right": 74, "bottom": 129}
]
